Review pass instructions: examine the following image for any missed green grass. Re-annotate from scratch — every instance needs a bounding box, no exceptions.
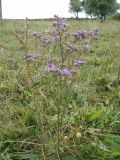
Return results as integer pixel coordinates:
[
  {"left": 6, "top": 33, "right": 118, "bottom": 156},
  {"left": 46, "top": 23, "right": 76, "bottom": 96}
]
[{"left": 0, "top": 19, "right": 120, "bottom": 160}]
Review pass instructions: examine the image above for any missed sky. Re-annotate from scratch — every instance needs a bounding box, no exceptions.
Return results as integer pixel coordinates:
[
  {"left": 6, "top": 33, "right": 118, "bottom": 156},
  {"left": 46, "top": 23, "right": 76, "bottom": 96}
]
[{"left": 2, "top": 0, "right": 120, "bottom": 19}]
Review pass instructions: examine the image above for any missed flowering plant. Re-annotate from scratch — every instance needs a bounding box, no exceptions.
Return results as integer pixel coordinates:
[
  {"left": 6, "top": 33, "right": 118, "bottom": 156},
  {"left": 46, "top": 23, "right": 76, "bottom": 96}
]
[
  {"left": 31, "top": 15, "right": 100, "bottom": 158},
  {"left": 32, "top": 15, "right": 100, "bottom": 77}
]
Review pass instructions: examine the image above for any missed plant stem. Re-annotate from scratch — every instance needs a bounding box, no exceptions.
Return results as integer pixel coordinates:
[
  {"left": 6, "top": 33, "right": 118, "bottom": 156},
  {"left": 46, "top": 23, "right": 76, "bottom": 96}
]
[
  {"left": 57, "top": 102, "right": 60, "bottom": 160},
  {"left": 59, "top": 34, "right": 64, "bottom": 68},
  {"left": 57, "top": 77, "right": 62, "bottom": 160}
]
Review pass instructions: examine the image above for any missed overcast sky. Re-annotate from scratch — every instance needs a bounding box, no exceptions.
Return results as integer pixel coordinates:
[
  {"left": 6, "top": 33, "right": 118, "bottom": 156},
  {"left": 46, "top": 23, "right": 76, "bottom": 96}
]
[{"left": 2, "top": 0, "right": 120, "bottom": 19}]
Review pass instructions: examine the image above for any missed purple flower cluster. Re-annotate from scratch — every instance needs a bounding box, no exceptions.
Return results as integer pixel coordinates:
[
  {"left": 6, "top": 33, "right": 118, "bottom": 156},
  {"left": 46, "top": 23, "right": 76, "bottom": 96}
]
[
  {"left": 53, "top": 15, "right": 69, "bottom": 32},
  {"left": 39, "top": 36, "right": 53, "bottom": 46},
  {"left": 32, "top": 31, "right": 53, "bottom": 47},
  {"left": 59, "top": 69, "right": 77, "bottom": 76},
  {"left": 47, "top": 30, "right": 57, "bottom": 36},
  {"left": 24, "top": 53, "right": 40, "bottom": 63},
  {"left": 64, "top": 43, "right": 79, "bottom": 52},
  {"left": 32, "top": 32, "right": 43, "bottom": 39},
  {"left": 53, "top": 15, "right": 65, "bottom": 27},
  {"left": 64, "top": 32, "right": 71, "bottom": 38},
  {"left": 31, "top": 16, "right": 100, "bottom": 78},
  {"left": 72, "top": 30, "right": 86, "bottom": 41},
  {"left": 45, "top": 65, "right": 60, "bottom": 73},
  {"left": 45, "top": 58, "right": 59, "bottom": 72},
  {"left": 74, "top": 60, "right": 86, "bottom": 67},
  {"left": 90, "top": 28, "right": 100, "bottom": 40},
  {"left": 45, "top": 58, "right": 77, "bottom": 76}
]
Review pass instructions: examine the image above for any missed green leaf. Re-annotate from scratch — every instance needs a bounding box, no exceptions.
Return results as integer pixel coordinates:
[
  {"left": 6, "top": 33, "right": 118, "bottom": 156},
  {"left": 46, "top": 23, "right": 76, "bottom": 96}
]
[
  {"left": 13, "top": 152, "right": 40, "bottom": 160},
  {"left": 105, "top": 134, "right": 120, "bottom": 150}
]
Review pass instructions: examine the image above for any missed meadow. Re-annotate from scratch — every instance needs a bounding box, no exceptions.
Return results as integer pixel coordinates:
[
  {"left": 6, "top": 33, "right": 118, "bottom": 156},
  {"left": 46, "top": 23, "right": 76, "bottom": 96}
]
[{"left": 0, "top": 18, "right": 120, "bottom": 160}]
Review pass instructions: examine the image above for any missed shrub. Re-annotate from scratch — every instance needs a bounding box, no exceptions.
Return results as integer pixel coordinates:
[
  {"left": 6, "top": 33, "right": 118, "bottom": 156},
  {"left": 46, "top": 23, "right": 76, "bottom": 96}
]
[{"left": 111, "top": 13, "right": 120, "bottom": 21}]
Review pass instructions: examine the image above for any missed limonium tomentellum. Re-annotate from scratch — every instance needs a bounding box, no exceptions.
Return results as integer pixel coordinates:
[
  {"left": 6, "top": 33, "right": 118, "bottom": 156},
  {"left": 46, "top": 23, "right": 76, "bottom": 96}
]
[
  {"left": 74, "top": 60, "right": 86, "bottom": 67},
  {"left": 72, "top": 30, "right": 86, "bottom": 41},
  {"left": 59, "top": 69, "right": 77, "bottom": 76},
  {"left": 24, "top": 53, "right": 40, "bottom": 63},
  {"left": 90, "top": 28, "right": 100, "bottom": 40},
  {"left": 32, "top": 15, "right": 100, "bottom": 76},
  {"left": 83, "top": 42, "right": 90, "bottom": 51}
]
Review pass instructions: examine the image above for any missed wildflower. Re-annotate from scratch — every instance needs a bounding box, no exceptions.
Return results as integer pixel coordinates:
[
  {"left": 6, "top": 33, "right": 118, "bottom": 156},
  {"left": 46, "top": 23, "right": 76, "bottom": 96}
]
[
  {"left": 64, "top": 43, "right": 79, "bottom": 52},
  {"left": 61, "top": 23, "right": 69, "bottom": 32},
  {"left": 53, "top": 15, "right": 65, "bottom": 27},
  {"left": 47, "top": 30, "right": 57, "bottom": 36},
  {"left": 64, "top": 32, "right": 71, "bottom": 38},
  {"left": 39, "top": 37, "right": 53, "bottom": 46},
  {"left": 53, "top": 35, "right": 60, "bottom": 42},
  {"left": 46, "top": 58, "right": 56, "bottom": 67},
  {"left": 74, "top": 60, "right": 86, "bottom": 67},
  {"left": 73, "top": 30, "right": 86, "bottom": 41},
  {"left": 83, "top": 42, "right": 90, "bottom": 51},
  {"left": 44, "top": 64, "right": 60, "bottom": 73},
  {"left": 90, "top": 27, "right": 100, "bottom": 40},
  {"left": 59, "top": 68, "right": 77, "bottom": 76},
  {"left": 24, "top": 54, "right": 33, "bottom": 62},
  {"left": 24, "top": 53, "right": 40, "bottom": 63},
  {"left": 32, "top": 32, "right": 43, "bottom": 39}
]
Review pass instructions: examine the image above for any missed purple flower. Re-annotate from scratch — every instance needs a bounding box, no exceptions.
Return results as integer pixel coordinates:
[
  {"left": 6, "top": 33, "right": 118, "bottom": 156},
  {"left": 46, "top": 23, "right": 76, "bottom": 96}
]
[
  {"left": 74, "top": 60, "right": 86, "bottom": 67},
  {"left": 44, "top": 65, "right": 60, "bottom": 73},
  {"left": 64, "top": 32, "right": 71, "bottom": 38},
  {"left": 47, "top": 30, "right": 57, "bottom": 36},
  {"left": 46, "top": 58, "right": 56, "bottom": 67},
  {"left": 83, "top": 43, "right": 90, "bottom": 51},
  {"left": 32, "top": 32, "right": 43, "bottom": 39},
  {"left": 24, "top": 53, "right": 40, "bottom": 63},
  {"left": 93, "top": 28, "right": 100, "bottom": 35},
  {"left": 90, "top": 28, "right": 100, "bottom": 40},
  {"left": 52, "top": 15, "right": 69, "bottom": 33},
  {"left": 73, "top": 30, "right": 86, "bottom": 41},
  {"left": 53, "top": 15, "right": 65, "bottom": 27},
  {"left": 59, "top": 68, "right": 77, "bottom": 76},
  {"left": 61, "top": 24, "right": 69, "bottom": 32},
  {"left": 39, "top": 37, "right": 53, "bottom": 46},
  {"left": 64, "top": 43, "right": 79, "bottom": 52},
  {"left": 25, "top": 54, "right": 33, "bottom": 62},
  {"left": 92, "top": 34, "right": 98, "bottom": 40},
  {"left": 53, "top": 35, "right": 60, "bottom": 42}
]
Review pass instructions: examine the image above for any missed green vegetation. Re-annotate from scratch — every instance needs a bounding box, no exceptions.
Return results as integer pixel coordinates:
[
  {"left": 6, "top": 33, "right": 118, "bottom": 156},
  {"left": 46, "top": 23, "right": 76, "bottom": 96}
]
[
  {"left": 112, "top": 13, "right": 120, "bottom": 20},
  {"left": 69, "top": 0, "right": 83, "bottom": 19},
  {"left": 83, "top": 0, "right": 118, "bottom": 22},
  {"left": 0, "top": 19, "right": 120, "bottom": 160}
]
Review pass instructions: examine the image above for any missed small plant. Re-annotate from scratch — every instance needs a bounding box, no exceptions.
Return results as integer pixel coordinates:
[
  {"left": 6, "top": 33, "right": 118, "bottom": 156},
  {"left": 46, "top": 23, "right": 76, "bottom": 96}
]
[{"left": 12, "top": 18, "right": 30, "bottom": 54}]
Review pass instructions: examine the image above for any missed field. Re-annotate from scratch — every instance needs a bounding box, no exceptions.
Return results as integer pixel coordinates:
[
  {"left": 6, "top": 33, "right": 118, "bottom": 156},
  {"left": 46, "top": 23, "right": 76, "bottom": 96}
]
[{"left": 0, "top": 19, "right": 120, "bottom": 160}]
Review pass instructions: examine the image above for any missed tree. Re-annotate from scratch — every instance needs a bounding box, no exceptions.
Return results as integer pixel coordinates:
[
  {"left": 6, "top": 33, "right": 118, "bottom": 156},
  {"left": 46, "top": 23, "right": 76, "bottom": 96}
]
[
  {"left": 69, "top": 0, "right": 83, "bottom": 19},
  {"left": 0, "top": 0, "right": 2, "bottom": 19},
  {"left": 83, "top": 0, "right": 118, "bottom": 22}
]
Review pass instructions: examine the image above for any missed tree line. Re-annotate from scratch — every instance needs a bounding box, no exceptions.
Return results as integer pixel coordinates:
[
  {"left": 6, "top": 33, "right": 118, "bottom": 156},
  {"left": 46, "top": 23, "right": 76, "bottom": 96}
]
[{"left": 70, "top": 0, "right": 120, "bottom": 22}]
